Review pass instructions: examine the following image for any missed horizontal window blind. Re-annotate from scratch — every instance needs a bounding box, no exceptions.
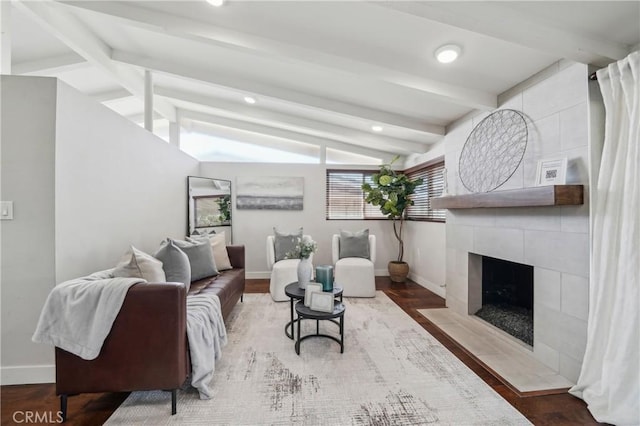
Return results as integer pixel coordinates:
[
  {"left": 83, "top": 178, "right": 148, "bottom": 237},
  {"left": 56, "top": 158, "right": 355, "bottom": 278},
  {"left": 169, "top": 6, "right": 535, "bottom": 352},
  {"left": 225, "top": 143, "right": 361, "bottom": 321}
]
[
  {"left": 326, "top": 170, "right": 386, "bottom": 219},
  {"left": 406, "top": 161, "right": 446, "bottom": 222}
]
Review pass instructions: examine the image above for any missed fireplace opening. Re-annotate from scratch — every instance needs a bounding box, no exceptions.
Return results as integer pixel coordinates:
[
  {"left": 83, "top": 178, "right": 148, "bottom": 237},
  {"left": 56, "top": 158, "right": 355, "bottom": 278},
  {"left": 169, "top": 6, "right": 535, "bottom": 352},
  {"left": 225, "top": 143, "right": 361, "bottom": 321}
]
[{"left": 475, "top": 256, "right": 533, "bottom": 346}]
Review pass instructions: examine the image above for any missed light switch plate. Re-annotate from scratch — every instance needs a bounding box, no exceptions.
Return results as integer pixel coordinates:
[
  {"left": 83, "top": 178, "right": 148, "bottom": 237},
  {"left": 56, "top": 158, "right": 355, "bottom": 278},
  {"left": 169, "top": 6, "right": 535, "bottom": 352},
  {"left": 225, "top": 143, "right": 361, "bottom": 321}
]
[{"left": 1, "top": 201, "right": 14, "bottom": 220}]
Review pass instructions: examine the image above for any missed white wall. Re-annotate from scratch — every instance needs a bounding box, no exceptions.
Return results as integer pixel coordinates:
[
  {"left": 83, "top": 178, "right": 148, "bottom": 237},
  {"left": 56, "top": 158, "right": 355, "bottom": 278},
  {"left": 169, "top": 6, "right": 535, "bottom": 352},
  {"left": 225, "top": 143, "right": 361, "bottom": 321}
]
[
  {"left": 0, "top": 76, "right": 200, "bottom": 384},
  {"left": 199, "top": 163, "right": 398, "bottom": 277},
  {"left": 402, "top": 141, "right": 447, "bottom": 296},
  {"left": 54, "top": 81, "right": 199, "bottom": 282},
  {"left": 1, "top": 76, "right": 58, "bottom": 384}
]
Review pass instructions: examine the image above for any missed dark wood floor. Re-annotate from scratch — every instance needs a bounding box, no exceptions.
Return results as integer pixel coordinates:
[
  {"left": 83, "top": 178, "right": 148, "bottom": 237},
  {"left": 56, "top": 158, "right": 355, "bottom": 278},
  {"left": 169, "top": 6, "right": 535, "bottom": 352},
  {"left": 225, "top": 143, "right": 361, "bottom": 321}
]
[{"left": 1, "top": 278, "right": 601, "bottom": 426}]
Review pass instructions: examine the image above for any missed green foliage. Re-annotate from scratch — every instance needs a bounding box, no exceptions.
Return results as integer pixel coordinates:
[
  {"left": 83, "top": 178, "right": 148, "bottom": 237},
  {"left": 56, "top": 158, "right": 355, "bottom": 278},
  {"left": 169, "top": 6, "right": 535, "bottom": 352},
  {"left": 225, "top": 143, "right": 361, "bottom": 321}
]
[
  {"left": 285, "top": 237, "right": 318, "bottom": 259},
  {"left": 362, "top": 156, "right": 423, "bottom": 262},
  {"left": 216, "top": 195, "right": 231, "bottom": 224}
]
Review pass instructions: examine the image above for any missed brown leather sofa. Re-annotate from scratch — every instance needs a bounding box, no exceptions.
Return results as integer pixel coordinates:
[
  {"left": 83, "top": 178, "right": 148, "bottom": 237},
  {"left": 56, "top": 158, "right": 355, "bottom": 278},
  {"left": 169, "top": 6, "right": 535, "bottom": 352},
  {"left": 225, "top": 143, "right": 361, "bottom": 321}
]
[{"left": 55, "top": 245, "right": 245, "bottom": 421}]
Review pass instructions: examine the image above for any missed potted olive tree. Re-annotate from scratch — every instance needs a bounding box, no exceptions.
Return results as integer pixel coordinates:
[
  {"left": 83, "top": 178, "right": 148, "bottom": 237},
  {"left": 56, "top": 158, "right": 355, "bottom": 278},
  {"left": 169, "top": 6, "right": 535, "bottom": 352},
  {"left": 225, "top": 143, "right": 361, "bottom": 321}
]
[{"left": 362, "top": 156, "right": 423, "bottom": 282}]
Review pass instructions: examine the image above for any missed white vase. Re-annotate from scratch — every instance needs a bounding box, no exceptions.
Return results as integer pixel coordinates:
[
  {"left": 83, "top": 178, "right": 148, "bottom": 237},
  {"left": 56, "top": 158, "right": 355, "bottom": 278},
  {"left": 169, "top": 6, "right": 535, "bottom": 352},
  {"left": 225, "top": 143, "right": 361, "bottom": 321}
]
[{"left": 297, "top": 257, "right": 312, "bottom": 289}]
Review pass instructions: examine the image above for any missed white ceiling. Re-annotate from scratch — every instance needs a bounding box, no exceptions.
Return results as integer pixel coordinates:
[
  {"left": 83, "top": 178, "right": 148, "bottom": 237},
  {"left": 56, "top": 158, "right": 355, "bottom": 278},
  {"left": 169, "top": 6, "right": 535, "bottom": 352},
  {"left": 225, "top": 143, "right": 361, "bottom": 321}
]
[{"left": 8, "top": 0, "right": 640, "bottom": 161}]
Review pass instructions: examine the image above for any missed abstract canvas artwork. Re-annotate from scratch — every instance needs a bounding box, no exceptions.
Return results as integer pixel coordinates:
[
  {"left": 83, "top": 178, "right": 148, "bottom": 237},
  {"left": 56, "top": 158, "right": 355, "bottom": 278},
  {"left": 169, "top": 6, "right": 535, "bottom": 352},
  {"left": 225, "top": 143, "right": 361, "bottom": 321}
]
[{"left": 236, "top": 176, "right": 304, "bottom": 210}]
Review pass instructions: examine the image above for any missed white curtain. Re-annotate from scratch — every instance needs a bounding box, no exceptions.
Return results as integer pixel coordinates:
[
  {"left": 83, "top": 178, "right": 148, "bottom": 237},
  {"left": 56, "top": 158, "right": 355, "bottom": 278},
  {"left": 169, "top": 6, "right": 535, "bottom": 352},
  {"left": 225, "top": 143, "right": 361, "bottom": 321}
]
[{"left": 569, "top": 51, "right": 639, "bottom": 425}]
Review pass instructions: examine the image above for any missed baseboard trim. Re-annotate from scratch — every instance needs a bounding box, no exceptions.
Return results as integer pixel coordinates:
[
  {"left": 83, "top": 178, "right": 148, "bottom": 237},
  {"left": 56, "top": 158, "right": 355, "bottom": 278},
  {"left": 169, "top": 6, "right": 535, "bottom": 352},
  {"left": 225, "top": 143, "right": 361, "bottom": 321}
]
[
  {"left": 246, "top": 271, "right": 271, "bottom": 279},
  {"left": 1, "top": 365, "right": 55, "bottom": 385},
  {"left": 408, "top": 273, "right": 446, "bottom": 298}
]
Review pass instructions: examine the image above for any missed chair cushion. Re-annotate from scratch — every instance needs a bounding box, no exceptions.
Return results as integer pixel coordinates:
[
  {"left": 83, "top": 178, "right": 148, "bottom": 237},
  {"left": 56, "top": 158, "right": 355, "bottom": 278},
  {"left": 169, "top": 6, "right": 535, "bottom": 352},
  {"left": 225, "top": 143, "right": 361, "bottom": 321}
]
[
  {"left": 339, "top": 229, "right": 370, "bottom": 259},
  {"left": 273, "top": 227, "right": 303, "bottom": 262}
]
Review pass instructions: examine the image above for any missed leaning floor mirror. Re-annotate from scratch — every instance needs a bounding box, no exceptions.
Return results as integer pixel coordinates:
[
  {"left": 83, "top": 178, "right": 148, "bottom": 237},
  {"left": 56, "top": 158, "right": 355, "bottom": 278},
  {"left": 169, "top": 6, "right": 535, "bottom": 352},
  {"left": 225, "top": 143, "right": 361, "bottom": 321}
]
[{"left": 187, "top": 176, "right": 232, "bottom": 244}]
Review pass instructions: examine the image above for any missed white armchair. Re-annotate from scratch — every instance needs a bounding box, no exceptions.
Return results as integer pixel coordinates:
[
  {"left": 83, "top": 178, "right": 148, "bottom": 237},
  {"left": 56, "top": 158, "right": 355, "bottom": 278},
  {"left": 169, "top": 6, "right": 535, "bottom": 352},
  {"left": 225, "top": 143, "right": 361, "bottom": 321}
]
[
  {"left": 332, "top": 234, "right": 376, "bottom": 298},
  {"left": 267, "top": 234, "right": 314, "bottom": 301}
]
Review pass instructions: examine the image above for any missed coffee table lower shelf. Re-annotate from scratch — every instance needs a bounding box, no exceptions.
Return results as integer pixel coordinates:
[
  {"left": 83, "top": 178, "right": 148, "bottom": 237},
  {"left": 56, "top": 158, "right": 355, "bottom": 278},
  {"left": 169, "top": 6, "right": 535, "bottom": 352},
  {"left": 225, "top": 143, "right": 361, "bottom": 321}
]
[
  {"left": 294, "top": 301, "right": 345, "bottom": 355},
  {"left": 284, "top": 282, "right": 343, "bottom": 340}
]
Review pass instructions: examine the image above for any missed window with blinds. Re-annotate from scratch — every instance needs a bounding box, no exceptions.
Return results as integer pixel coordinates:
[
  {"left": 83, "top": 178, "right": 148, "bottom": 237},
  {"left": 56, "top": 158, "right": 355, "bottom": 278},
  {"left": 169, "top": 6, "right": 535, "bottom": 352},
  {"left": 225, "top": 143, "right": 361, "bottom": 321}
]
[
  {"left": 326, "top": 170, "right": 386, "bottom": 219},
  {"left": 406, "top": 161, "right": 446, "bottom": 222}
]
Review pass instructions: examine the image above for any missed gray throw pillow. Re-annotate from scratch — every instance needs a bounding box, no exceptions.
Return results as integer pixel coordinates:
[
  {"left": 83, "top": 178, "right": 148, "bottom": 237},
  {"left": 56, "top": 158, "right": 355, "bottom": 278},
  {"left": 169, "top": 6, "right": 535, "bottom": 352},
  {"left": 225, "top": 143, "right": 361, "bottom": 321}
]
[
  {"left": 154, "top": 240, "right": 191, "bottom": 290},
  {"left": 339, "top": 229, "right": 370, "bottom": 259},
  {"left": 274, "top": 227, "right": 303, "bottom": 262},
  {"left": 171, "top": 238, "right": 218, "bottom": 281}
]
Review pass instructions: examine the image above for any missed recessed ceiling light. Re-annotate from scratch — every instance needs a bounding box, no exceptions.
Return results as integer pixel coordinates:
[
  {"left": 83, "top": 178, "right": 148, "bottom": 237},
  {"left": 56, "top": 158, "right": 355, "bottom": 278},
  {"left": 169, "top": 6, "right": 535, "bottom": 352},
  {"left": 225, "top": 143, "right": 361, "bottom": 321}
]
[
  {"left": 435, "top": 44, "right": 461, "bottom": 64},
  {"left": 206, "top": 0, "right": 225, "bottom": 7},
  {"left": 244, "top": 96, "right": 256, "bottom": 104},
  {"left": 371, "top": 125, "right": 383, "bottom": 132}
]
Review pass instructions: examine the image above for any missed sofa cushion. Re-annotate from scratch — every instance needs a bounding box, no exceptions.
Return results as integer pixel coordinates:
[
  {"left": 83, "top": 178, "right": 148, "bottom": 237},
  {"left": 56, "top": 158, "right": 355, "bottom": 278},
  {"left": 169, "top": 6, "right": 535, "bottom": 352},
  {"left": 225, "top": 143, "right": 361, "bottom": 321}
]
[
  {"left": 274, "top": 227, "right": 303, "bottom": 262},
  {"left": 339, "top": 229, "right": 370, "bottom": 259},
  {"left": 154, "top": 239, "right": 191, "bottom": 290},
  {"left": 171, "top": 238, "right": 218, "bottom": 281},
  {"left": 113, "top": 246, "right": 166, "bottom": 282},
  {"left": 189, "top": 232, "right": 232, "bottom": 271}
]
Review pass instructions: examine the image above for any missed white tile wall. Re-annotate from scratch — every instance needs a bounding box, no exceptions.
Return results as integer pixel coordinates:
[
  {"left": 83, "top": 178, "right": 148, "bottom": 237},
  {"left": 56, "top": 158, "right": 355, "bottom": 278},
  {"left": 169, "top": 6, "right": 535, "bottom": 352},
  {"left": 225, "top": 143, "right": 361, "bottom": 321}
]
[
  {"left": 528, "top": 114, "right": 561, "bottom": 159},
  {"left": 535, "top": 267, "right": 562, "bottom": 310},
  {"left": 534, "top": 304, "right": 565, "bottom": 349},
  {"left": 474, "top": 227, "right": 524, "bottom": 263},
  {"left": 561, "top": 273, "right": 590, "bottom": 321},
  {"left": 500, "top": 207, "right": 562, "bottom": 232},
  {"left": 449, "top": 209, "right": 496, "bottom": 227},
  {"left": 445, "top": 224, "right": 473, "bottom": 251},
  {"left": 523, "top": 63, "right": 588, "bottom": 121},
  {"left": 561, "top": 204, "right": 590, "bottom": 234},
  {"left": 559, "top": 353, "right": 583, "bottom": 383},
  {"left": 563, "top": 146, "right": 590, "bottom": 184},
  {"left": 524, "top": 230, "right": 589, "bottom": 276},
  {"left": 561, "top": 102, "right": 589, "bottom": 151},
  {"left": 534, "top": 340, "right": 560, "bottom": 371},
  {"left": 443, "top": 61, "right": 591, "bottom": 381}
]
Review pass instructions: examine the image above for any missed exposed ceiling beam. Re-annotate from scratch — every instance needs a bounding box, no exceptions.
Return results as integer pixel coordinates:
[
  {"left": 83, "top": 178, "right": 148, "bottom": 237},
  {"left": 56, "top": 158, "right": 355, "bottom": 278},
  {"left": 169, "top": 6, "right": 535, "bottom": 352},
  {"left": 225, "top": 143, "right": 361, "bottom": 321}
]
[
  {"left": 14, "top": 0, "right": 176, "bottom": 121},
  {"left": 155, "top": 86, "right": 431, "bottom": 154},
  {"left": 181, "top": 109, "right": 404, "bottom": 159},
  {"left": 185, "top": 120, "right": 323, "bottom": 160},
  {"left": 59, "top": 0, "right": 496, "bottom": 110},
  {"left": 185, "top": 119, "right": 395, "bottom": 163},
  {"left": 12, "top": 52, "right": 87, "bottom": 75},
  {"left": 111, "top": 50, "right": 443, "bottom": 139},
  {"left": 373, "top": 2, "right": 630, "bottom": 66}
]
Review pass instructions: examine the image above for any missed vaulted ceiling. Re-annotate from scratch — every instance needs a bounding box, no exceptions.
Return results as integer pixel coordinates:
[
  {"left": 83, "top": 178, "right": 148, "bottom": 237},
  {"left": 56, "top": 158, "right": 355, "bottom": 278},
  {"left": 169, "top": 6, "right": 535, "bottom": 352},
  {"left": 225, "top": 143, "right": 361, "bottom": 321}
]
[{"left": 7, "top": 1, "right": 640, "bottom": 161}]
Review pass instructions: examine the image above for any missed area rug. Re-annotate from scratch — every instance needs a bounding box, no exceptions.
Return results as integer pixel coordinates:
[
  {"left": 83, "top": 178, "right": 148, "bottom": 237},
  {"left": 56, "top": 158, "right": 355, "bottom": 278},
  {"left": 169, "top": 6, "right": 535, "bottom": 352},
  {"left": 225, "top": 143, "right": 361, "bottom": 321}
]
[{"left": 105, "top": 292, "right": 531, "bottom": 425}]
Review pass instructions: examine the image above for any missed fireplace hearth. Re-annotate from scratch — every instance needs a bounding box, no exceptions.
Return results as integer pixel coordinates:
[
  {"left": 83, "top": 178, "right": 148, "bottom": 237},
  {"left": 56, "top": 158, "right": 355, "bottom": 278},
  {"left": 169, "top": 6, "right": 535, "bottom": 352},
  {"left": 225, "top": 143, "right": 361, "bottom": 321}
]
[{"left": 474, "top": 256, "right": 533, "bottom": 346}]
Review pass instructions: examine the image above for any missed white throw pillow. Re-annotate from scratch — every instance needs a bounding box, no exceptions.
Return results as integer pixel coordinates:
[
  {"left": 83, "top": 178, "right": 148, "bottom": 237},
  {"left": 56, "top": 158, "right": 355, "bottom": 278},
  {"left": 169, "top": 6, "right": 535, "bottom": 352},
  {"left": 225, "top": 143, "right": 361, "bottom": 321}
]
[
  {"left": 210, "top": 232, "right": 233, "bottom": 271},
  {"left": 113, "top": 246, "right": 166, "bottom": 282}
]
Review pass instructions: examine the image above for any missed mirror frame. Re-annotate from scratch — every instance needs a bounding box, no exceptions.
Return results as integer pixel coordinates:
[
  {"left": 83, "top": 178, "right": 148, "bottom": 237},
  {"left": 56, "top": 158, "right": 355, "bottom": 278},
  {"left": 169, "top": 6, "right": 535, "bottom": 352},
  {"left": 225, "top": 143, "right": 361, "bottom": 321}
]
[{"left": 187, "top": 176, "right": 232, "bottom": 242}]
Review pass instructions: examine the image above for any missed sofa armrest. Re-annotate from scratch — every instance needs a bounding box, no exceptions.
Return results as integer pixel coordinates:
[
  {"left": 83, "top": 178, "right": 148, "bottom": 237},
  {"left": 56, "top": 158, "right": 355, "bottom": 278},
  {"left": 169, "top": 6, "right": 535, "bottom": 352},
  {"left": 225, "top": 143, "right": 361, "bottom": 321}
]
[
  {"left": 56, "top": 283, "right": 188, "bottom": 395},
  {"left": 226, "top": 245, "right": 245, "bottom": 269}
]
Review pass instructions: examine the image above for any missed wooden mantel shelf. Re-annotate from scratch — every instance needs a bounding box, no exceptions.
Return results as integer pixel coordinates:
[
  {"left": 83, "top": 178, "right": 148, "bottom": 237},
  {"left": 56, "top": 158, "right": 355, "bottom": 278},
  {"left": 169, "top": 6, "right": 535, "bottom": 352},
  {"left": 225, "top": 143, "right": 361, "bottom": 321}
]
[{"left": 431, "top": 185, "right": 584, "bottom": 209}]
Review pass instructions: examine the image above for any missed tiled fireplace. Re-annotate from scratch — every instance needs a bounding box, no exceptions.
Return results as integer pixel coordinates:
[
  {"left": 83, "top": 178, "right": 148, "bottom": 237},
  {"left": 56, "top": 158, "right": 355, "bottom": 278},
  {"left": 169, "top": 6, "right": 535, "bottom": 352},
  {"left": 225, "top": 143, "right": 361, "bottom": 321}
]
[
  {"left": 441, "top": 62, "right": 593, "bottom": 382},
  {"left": 445, "top": 207, "right": 589, "bottom": 383}
]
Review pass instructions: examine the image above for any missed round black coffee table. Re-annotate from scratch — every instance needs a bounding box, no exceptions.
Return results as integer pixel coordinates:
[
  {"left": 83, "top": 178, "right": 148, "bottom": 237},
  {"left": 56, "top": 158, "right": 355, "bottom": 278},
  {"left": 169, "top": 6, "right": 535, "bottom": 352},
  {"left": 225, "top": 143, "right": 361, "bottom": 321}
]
[
  {"left": 284, "top": 282, "right": 343, "bottom": 340},
  {"left": 295, "top": 301, "right": 345, "bottom": 355}
]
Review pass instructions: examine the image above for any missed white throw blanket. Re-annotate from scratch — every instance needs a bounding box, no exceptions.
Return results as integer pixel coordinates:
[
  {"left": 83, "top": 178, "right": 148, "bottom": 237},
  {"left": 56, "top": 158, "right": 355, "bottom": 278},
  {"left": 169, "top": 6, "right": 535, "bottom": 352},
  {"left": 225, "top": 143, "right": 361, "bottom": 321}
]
[
  {"left": 32, "top": 269, "right": 144, "bottom": 360},
  {"left": 186, "top": 293, "right": 227, "bottom": 399}
]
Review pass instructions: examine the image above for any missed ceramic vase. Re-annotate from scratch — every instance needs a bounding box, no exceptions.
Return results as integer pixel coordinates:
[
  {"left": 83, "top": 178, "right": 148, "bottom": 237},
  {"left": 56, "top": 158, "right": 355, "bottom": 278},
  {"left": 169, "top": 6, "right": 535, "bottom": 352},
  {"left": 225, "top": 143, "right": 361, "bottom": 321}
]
[{"left": 297, "top": 257, "right": 313, "bottom": 289}]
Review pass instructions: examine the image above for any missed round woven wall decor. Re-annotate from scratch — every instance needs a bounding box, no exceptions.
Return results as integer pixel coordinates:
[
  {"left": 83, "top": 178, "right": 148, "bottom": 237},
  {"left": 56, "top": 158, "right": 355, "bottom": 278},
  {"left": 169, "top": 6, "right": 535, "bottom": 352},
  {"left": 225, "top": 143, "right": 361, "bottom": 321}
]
[{"left": 458, "top": 109, "right": 528, "bottom": 193}]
